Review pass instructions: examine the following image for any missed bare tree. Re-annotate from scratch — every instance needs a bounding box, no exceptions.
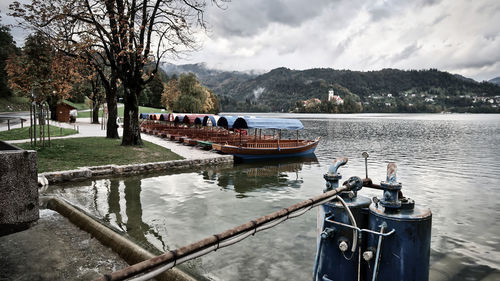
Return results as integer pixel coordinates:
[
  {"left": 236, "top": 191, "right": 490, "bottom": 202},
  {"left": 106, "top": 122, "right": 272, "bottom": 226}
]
[{"left": 10, "top": 0, "right": 220, "bottom": 145}]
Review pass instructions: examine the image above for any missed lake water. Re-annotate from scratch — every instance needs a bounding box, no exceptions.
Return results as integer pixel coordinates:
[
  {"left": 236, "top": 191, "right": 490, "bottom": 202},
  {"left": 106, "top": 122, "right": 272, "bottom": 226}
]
[{"left": 44, "top": 113, "right": 500, "bottom": 280}]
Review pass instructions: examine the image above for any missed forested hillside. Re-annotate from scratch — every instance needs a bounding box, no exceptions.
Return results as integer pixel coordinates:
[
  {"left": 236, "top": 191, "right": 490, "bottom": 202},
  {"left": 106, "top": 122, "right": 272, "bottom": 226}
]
[
  {"left": 490, "top": 77, "right": 500, "bottom": 85},
  {"left": 162, "top": 64, "right": 500, "bottom": 113}
]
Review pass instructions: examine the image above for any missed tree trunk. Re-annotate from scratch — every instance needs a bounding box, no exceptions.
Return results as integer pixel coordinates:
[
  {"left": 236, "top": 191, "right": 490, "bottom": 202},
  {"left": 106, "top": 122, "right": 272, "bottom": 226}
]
[
  {"left": 106, "top": 90, "right": 119, "bottom": 138},
  {"left": 101, "top": 70, "right": 119, "bottom": 139},
  {"left": 92, "top": 99, "right": 100, "bottom": 124},
  {"left": 121, "top": 86, "right": 142, "bottom": 146}
]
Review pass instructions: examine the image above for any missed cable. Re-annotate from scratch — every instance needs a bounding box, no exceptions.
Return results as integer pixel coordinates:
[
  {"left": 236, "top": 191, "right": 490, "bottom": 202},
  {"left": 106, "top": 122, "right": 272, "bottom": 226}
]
[{"left": 335, "top": 195, "right": 358, "bottom": 252}]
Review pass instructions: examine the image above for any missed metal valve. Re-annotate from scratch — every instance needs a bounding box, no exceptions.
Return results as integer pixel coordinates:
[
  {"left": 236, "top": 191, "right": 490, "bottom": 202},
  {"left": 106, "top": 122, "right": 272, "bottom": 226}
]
[
  {"left": 339, "top": 241, "right": 349, "bottom": 252},
  {"left": 344, "top": 176, "right": 363, "bottom": 192},
  {"left": 363, "top": 250, "right": 374, "bottom": 261},
  {"left": 324, "top": 157, "right": 348, "bottom": 192}
]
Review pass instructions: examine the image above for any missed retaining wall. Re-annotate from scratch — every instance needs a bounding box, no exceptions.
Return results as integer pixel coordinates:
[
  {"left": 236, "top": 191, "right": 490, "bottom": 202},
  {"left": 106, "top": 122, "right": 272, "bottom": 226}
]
[
  {"left": 40, "top": 155, "right": 234, "bottom": 184},
  {"left": 0, "top": 141, "right": 39, "bottom": 236}
]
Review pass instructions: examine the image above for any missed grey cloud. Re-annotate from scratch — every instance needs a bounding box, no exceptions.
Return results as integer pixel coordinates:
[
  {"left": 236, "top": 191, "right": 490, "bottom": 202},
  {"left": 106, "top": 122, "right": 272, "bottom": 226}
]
[
  {"left": 419, "top": 0, "right": 442, "bottom": 7},
  {"left": 368, "top": 7, "right": 392, "bottom": 22},
  {"left": 476, "top": 1, "right": 500, "bottom": 15},
  {"left": 207, "top": 0, "right": 336, "bottom": 37},
  {"left": 450, "top": 55, "right": 500, "bottom": 70},
  {"left": 432, "top": 14, "right": 449, "bottom": 25},
  {"left": 390, "top": 43, "right": 422, "bottom": 63}
]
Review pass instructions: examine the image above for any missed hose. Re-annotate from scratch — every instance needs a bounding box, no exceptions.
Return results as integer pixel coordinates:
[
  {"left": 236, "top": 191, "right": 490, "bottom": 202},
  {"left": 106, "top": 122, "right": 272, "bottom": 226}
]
[{"left": 335, "top": 195, "right": 358, "bottom": 252}]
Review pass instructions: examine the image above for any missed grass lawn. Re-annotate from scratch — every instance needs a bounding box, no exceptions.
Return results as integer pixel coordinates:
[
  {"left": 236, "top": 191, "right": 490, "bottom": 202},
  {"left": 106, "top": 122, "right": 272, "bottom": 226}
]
[
  {"left": 77, "top": 105, "right": 165, "bottom": 118},
  {"left": 0, "top": 125, "right": 78, "bottom": 141},
  {"left": 16, "top": 137, "right": 183, "bottom": 173},
  {"left": 62, "top": 99, "right": 90, "bottom": 110},
  {"left": 0, "top": 96, "right": 30, "bottom": 112}
]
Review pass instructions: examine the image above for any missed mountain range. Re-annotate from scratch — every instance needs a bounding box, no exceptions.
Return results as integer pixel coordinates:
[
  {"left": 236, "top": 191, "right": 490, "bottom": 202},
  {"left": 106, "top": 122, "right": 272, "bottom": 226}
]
[
  {"left": 160, "top": 62, "right": 500, "bottom": 113},
  {"left": 489, "top": 77, "right": 500, "bottom": 85}
]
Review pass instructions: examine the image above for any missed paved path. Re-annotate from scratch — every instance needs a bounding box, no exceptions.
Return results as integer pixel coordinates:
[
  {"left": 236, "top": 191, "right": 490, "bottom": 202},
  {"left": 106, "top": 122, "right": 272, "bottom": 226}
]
[{"left": 4, "top": 117, "right": 221, "bottom": 160}]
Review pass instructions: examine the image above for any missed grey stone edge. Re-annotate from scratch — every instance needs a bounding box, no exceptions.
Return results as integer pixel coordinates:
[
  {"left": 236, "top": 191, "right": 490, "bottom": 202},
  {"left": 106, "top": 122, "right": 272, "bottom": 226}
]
[{"left": 39, "top": 155, "right": 234, "bottom": 185}]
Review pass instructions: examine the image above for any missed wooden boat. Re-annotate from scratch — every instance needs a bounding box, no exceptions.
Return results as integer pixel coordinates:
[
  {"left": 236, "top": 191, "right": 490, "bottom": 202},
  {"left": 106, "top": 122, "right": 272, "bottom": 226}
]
[
  {"left": 139, "top": 114, "right": 320, "bottom": 160},
  {"left": 211, "top": 117, "right": 320, "bottom": 160},
  {"left": 211, "top": 138, "right": 320, "bottom": 160}
]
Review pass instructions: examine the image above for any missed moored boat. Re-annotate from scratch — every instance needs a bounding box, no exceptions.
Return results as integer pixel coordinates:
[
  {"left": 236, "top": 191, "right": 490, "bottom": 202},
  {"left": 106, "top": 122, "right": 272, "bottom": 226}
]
[
  {"left": 211, "top": 116, "right": 320, "bottom": 160},
  {"left": 139, "top": 113, "right": 320, "bottom": 160}
]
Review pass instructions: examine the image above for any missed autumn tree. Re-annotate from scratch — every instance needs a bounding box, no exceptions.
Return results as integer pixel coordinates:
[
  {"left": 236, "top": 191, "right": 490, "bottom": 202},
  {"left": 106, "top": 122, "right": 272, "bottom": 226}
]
[
  {"left": 161, "top": 79, "right": 181, "bottom": 111},
  {"left": 163, "top": 72, "right": 219, "bottom": 113},
  {"left": 6, "top": 32, "right": 83, "bottom": 145},
  {"left": 6, "top": 32, "right": 82, "bottom": 106},
  {"left": 0, "top": 25, "right": 18, "bottom": 98},
  {"left": 10, "top": 0, "right": 221, "bottom": 145}
]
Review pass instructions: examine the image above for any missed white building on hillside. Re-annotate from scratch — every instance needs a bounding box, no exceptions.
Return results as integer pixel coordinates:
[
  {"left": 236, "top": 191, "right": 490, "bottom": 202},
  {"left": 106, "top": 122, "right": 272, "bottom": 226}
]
[{"left": 328, "top": 89, "right": 344, "bottom": 105}]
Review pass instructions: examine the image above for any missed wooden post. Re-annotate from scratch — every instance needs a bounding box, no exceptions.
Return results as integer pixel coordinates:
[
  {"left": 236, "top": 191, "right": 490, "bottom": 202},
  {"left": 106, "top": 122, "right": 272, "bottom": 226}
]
[
  {"left": 40, "top": 105, "right": 44, "bottom": 147},
  {"left": 29, "top": 103, "right": 33, "bottom": 146},
  {"left": 101, "top": 104, "right": 104, "bottom": 130},
  {"left": 278, "top": 129, "right": 281, "bottom": 148},
  {"left": 90, "top": 99, "right": 93, "bottom": 123},
  {"left": 47, "top": 108, "right": 51, "bottom": 146},
  {"left": 21, "top": 119, "right": 24, "bottom": 128},
  {"left": 7, "top": 119, "right": 10, "bottom": 130},
  {"left": 33, "top": 103, "right": 37, "bottom": 147}
]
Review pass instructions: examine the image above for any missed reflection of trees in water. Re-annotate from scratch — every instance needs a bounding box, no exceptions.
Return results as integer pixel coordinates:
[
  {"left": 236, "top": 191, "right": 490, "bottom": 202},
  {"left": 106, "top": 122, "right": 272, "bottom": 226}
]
[
  {"left": 203, "top": 157, "right": 318, "bottom": 194},
  {"left": 101, "top": 178, "right": 167, "bottom": 251},
  {"left": 106, "top": 180, "right": 124, "bottom": 231}
]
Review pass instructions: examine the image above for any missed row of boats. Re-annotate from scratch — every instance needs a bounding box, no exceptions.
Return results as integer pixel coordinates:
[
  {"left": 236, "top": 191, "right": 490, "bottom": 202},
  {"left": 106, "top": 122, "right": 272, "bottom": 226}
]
[{"left": 139, "top": 113, "right": 320, "bottom": 160}]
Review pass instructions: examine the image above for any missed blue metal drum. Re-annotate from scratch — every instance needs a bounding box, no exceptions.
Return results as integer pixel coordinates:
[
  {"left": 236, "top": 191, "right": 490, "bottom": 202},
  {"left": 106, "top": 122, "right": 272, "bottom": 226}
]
[
  {"left": 315, "top": 158, "right": 371, "bottom": 281},
  {"left": 366, "top": 202, "right": 432, "bottom": 281},
  {"left": 317, "top": 195, "right": 371, "bottom": 281},
  {"left": 364, "top": 162, "right": 432, "bottom": 281}
]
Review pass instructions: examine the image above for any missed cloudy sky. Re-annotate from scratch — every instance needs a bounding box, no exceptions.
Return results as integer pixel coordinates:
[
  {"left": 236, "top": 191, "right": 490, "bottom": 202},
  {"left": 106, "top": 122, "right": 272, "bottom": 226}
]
[{"left": 2, "top": 0, "right": 499, "bottom": 81}]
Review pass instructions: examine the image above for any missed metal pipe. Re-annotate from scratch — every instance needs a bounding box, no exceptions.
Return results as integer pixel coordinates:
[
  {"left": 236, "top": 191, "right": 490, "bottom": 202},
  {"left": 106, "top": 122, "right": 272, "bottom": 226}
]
[
  {"left": 328, "top": 157, "right": 348, "bottom": 176},
  {"left": 312, "top": 229, "right": 334, "bottom": 281},
  {"left": 371, "top": 223, "right": 387, "bottom": 281},
  {"left": 94, "top": 186, "right": 349, "bottom": 281},
  {"left": 362, "top": 178, "right": 384, "bottom": 190},
  {"left": 312, "top": 237, "right": 325, "bottom": 281}
]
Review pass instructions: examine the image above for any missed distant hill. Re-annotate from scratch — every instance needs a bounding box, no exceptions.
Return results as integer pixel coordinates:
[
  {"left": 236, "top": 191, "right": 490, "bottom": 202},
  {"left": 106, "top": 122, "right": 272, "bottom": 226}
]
[
  {"left": 161, "top": 63, "right": 500, "bottom": 113},
  {"left": 160, "top": 62, "right": 258, "bottom": 91},
  {"left": 489, "top": 77, "right": 500, "bottom": 85}
]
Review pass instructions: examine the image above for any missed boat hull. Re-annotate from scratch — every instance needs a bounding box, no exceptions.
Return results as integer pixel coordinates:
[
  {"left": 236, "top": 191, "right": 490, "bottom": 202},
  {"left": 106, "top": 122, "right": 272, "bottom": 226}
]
[{"left": 214, "top": 139, "right": 320, "bottom": 160}]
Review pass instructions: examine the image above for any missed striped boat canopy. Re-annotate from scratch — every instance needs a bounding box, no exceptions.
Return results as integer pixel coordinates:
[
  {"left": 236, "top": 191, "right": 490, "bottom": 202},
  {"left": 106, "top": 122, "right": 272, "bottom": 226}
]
[
  {"left": 217, "top": 116, "right": 239, "bottom": 128},
  {"left": 174, "top": 115, "right": 184, "bottom": 124},
  {"left": 233, "top": 117, "right": 304, "bottom": 130},
  {"left": 159, "top": 113, "right": 169, "bottom": 121},
  {"left": 182, "top": 114, "right": 207, "bottom": 125},
  {"left": 203, "top": 115, "right": 220, "bottom": 126}
]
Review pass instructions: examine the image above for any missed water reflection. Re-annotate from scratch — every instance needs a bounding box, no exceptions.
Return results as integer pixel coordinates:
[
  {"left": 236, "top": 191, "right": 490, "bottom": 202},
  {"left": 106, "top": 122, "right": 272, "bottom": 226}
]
[{"left": 208, "top": 156, "right": 318, "bottom": 195}]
